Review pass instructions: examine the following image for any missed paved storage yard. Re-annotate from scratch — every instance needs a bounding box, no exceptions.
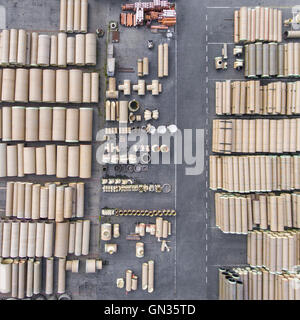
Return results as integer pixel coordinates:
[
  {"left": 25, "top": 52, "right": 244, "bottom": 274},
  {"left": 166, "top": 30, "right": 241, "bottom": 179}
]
[{"left": 0, "top": 0, "right": 298, "bottom": 300}]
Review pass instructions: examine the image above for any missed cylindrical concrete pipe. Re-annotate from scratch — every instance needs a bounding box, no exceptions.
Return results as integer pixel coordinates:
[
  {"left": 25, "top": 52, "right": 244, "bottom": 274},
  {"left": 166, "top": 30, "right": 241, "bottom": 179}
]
[
  {"left": 57, "top": 258, "right": 66, "bottom": 294},
  {"left": 67, "top": 36, "right": 75, "bottom": 65},
  {"left": 55, "top": 221, "right": 70, "bottom": 258},
  {"left": 12, "top": 106, "right": 25, "bottom": 140},
  {"left": 50, "top": 35, "right": 58, "bottom": 66},
  {"left": 27, "top": 221, "right": 36, "bottom": 258},
  {"left": 75, "top": 34, "right": 85, "bottom": 65},
  {"left": 10, "top": 221, "right": 20, "bottom": 258},
  {"left": 43, "top": 222, "right": 54, "bottom": 258},
  {"left": 26, "top": 107, "right": 39, "bottom": 141},
  {"left": 68, "top": 222, "right": 76, "bottom": 254},
  {"left": 31, "top": 184, "right": 40, "bottom": 219},
  {"left": 76, "top": 182, "right": 84, "bottom": 218},
  {"left": 45, "top": 257, "right": 54, "bottom": 295},
  {"left": 82, "top": 72, "right": 91, "bottom": 102},
  {"left": 60, "top": 0, "right": 67, "bottom": 32},
  {"left": 82, "top": 219, "right": 90, "bottom": 255},
  {"left": 17, "top": 259, "right": 26, "bottom": 299},
  {"left": 74, "top": 0, "right": 81, "bottom": 32},
  {"left": 30, "top": 32, "right": 38, "bottom": 66},
  {"left": 52, "top": 107, "right": 66, "bottom": 141},
  {"left": 37, "top": 34, "right": 50, "bottom": 66},
  {"left": 11, "top": 259, "right": 18, "bottom": 298},
  {"left": 9, "top": 29, "right": 18, "bottom": 65},
  {"left": 33, "top": 260, "right": 41, "bottom": 295},
  {"left": 35, "top": 222, "right": 45, "bottom": 257},
  {"left": 64, "top": 186, "right": 73, "bottom": 218},
  {"left": 7, "top": 145, "right": 18, "bottom": 177},
  {"left": 126, "top": 269, "right": 132, "bottom": 292},
  {"left": 46, "top": 144, "right": 56, "bottom": 175},
  {"left": 55, "top": 185, "right": 65, "bottom": 222},
  {"left": 2, "top": 68, "right": 16, "bottom": 102},
  {"left": 36, "top": 147, "right": 46, "bottom": 175},
  {"left": 1, "top": 29, "right": 10, "bottom": 65},
  {"left": 85, "top": 33, "right": 96, "bottom": 65},
  {"left": 79, "top": 108, "right": 93, "bottom": 141},
  {"left": 29, "top": 68, "right": 42, "bottom": 102},
  {"left": 69, "top": 69, "right": 83, "bottom": 103},
  {"left": 91, "top": 72, "right": 99, "bottom": 102},
  {"left": 74, "top": 220, "right": 83, "bottom": 256},
  {"left": 81, "top": 0, "right": 88, "bottom": 33},
  {"left": 39, "top": 107, "right": 52, "bottom": 141},
  {"left": 58, "top": 32, "right": 67, "bottom": 67},
  {"left": 67, "top": 0, "right": 74, "bottom": 32},
  {"left": 43, "top": 69, "right": 56, "bottom": 102},
  {"left": 56, "top": 69, "right": 69, "bottom": 103},
  {"left": 79, "top": 144, "right": 92, "bottom": 178},
  {"left": 0, "top": 259, "right": 13, "bottom": 293},
  {"left": 25, "top": 259, "right": 33, "bottom": 296},
  {"left": 17, "top": 30, "right": 27, "bottom": 66},
  {"left": 148, "top": 260, "right": 154, "bottom": 293},
  {"left": 119, "top": 101, "right": 128, "bottom": 124},
  {"left": 158, "top": 44, "right": 163, "bottom": 78},
  {"left": 15, "top": 68, "right": 28, "bottom": 102},
  {"left": 66, "top": 108, "right": 79, "bottom": 142}
]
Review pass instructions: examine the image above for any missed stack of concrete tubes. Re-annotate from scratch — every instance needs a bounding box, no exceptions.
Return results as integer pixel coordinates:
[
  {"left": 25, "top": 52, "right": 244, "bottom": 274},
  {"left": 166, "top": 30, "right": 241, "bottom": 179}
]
[
  {"left": 141, "top": 260, "right": 155, "bottom": 293},
  {"left": 0, "top": 218, "right": 91, "bottom": 259},
  {"left": 212, "top": 118, "right": 300, "bottom": 154},
  {"left": 215, "top": 80, "right": 300, "bottom": 115},
  {"left": 215, "top": 192, "right": 300, "bottom": 234},
  {"left": 0, "top": 106, "right": 93, "bottom": 142},
  {"left": 60, "top": 0, "right": 88, "bottom": 33},
  {"left": 5, "top": 181, "right": 85, "bottom": 220},
  {"left": 209, "top": 155, "right": 300, "bottom": 193},
  {"left": 244, "top": 42, "right": 300, "bottom": 78},
  {"left": 219, "top": 266, "right": 300, "bottom": 300},
  {"left": 0, "top": 68, "right": 99, "bottom": 103},
  {"left": 234, "top": 7, "right": 282, "bottom": 44},
  {"left": 247, "top": 230, "right": 300, "bottom": 273},
  {"left": 0, "top": 258, "right": 45, "bottom": 298},
  {"left": 0, "top": 29, "right": 96, "bottom": 66},
  {"left": 0, "top": 143, "right": 92, "bottom": 178}
]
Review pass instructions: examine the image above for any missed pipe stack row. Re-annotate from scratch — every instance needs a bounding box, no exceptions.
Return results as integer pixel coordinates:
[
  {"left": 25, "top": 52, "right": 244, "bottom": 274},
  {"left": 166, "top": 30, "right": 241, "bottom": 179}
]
[
  {"left": 0, "top": 143, "right": 92, "bottom": 178},
  {"left": 212, "top": 118, "right": 300, "bottom": 154},
  {"left": 247, "top": 230, "right": 300, "bottom": 273},
  {"left": 6, "top": 182, "right": 85, "bottom": 220},
  {"left": 219, "top": 266, "right": 300, "bottom": 300},
  {"left": 215, "top": 192, "right": 300, "bottom": 234},
  {"left": 215, "top": 80, "right": 300, "bottom": 115},
  {"left": 245, "top": 42, "right": 300, "bottom": 78},
  {"left": 60, "top": 0, "right": 88, "bottom": 33},
  {"left": 0, "top": 106, "right": 93, "bottom": 142},
  {"left": 210, "top": 155, "right": 300, "bottom": 193},
  {"left": 234, "top": 7, "right": 282, "bottom": 43},
  {"left": 0, "top": 218, "right": 90, "bottom": 259},
  {"left": 0, "top": 68, "right": 99, "bottom": 103},
  {"left": 0, "top": 29, "right": 96, "bottom": 67}
]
